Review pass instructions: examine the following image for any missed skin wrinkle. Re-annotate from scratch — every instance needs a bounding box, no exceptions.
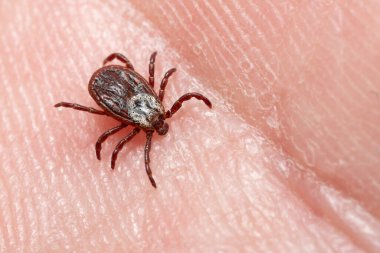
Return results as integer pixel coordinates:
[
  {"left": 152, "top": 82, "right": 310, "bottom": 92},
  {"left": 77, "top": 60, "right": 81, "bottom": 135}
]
[
  {"left": 23, "top": 197, "right": 37, "bottom": 251},
  {"left": 192, "top": 2, "right": 237, "bottom": 61},
  {"left": 274, "top": 161, "right": 377, "bottom": 251},
  {"left": 245, "top": 1, "right": 277, "bottom": 46},
  {"left": 214, "top": 1, "right": 280, "bottom": 107},
  {"left": 201, "top": 0, "right": 249, "bottom": 63},
  {"left": 0, "top": 172, "right": 13, "bottom": 249},
  {"left": 173, "top": 1, "right": 229, "bottom": 80},
  {"left": 59, "top": 176, "right": 82, "bottom": 248},
  {"left": 3, "top": 18, "right": 35, "bottom": 245},
  {"left": 265, "top": 0, "right": 284, "bottom": 27},
  {"left": 96, "top": 174, "right": 129, "bottom": 246},
  {"left": 211, "top": 1, "right": 281, "bottom": 88},
  {"left": 321, "top": 186, "right": 380, "bottom": 247},
  {"left": 21, "top": 142, "right": 39, "bottom": 250},
  {"left": 4, "top": 69, "right": 23, "bottom": 134},
  {"left": 1, "top": 0, "right": 379, "bottom": 252},
  {"left": 73, "top": 164, "right": 97, "bottom": 230},
  {"left": 296, "top": 2, "right": 378, "bottom": 206},
  {"left": 346, "top": 65, "right": 375, "bottom": 106},
  {"left": 184, "top": 0, "right": 248, "bottom": 100},
  {"left": 188, "top": 0, "right": 237, "bottom": 80},
  {"left": 9, "top": 170, "right": 24, "bottom": 249},
  {"left": 0, "top": 81, "right": 11, "bottom": 141},
  {"left": 274, "top": 140, "right": 376, "bottom": 251},
  {"left": 300, "top": 52, "right": 380, "bottom": 196},
  {"left": 205, "top": 108, "right": 356, "bottom": 251},
  {"left": 252, "top": 1, "right": 279, "bottom": 38},
  {"left": 325, "top": 61, "right": 366, "bottom": 116},
  {"left": 213, "top": 0, "right": 273, "bottom": 86}
]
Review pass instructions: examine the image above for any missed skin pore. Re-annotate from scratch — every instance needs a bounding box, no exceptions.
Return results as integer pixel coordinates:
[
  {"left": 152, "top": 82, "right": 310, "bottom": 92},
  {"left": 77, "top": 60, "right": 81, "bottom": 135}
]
[{"left": 0, "top": 1, "right": 379, "bottom": 252}]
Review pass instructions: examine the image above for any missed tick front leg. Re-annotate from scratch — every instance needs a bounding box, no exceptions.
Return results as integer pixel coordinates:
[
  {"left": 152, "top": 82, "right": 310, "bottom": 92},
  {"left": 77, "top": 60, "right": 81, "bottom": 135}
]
[
  {"left": 96, "top": 123, "right": 127, "bottom": 160},
  {"left": 165, "top": 92, "right": 212, "bottom": 118},
  {"left": 103, "top": 53, "right": 134, "bottom": 70},
  {"left": 159, "top": 68, "right": 176, "bottom": 101},
  {"left": 111, "top": 128, "right": 140, "bottom": 170},
  {"left": 149, "top": 52, "right": 157, "bottom": 87},
  {"left": 55, "top": 102, "right": 106, "bottom": 115},
  {"left": 144, "top": 131, "right": 157, "bottom": 188}
]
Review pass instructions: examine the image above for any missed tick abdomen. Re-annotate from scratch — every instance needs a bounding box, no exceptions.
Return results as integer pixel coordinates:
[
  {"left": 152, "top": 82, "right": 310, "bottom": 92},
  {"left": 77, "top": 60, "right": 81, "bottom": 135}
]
[{"left": 89, "top": 65, "right": 162, "bottom": 127}]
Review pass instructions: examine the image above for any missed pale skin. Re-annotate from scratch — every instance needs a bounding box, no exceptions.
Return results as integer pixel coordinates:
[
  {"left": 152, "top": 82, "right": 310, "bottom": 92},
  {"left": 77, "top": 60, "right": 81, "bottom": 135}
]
[{"left": 0, "top": 1, "right": 379, "bottom": 252}]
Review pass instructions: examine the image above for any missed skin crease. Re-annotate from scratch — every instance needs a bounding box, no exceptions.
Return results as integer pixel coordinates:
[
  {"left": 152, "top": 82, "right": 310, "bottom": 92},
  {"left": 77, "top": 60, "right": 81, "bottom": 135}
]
[{"left": 0, "top": 0, "right": 379, "bottom": 252}]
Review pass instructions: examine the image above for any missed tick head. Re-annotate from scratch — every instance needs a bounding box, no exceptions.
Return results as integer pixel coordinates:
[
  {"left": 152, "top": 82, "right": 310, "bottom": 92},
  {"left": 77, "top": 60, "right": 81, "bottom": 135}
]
[{"left": 153, "top": 116, "right": 169, "bottom": 135}]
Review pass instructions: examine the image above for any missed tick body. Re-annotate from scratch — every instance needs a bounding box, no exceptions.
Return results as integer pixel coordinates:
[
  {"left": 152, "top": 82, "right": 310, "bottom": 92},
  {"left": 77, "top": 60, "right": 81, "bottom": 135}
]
[{"left": 55, "top": 52, "right": 212, "bottom": 188}]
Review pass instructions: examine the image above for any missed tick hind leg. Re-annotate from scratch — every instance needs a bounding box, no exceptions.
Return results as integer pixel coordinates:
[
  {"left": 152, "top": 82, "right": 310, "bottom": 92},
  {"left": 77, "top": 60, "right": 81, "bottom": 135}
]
[
  {"left": 165, "top": 92, "right": 212, "bottom": 118},
  {"left": 149, "top": 52, "right": 157, "bottom": 87},
  {"left": 96, "top": 123, "right": 127, "bottom": 160},
  {"left": 55, "top": 102, "right": 106, "bottom": 115},
  {"left": 103, "top": 53, "right": 134, "bottom": 70},
  {"left": 144, "top": 131, "right": 157, "bottom": 188},
  {"left": 111, "top": 128, "right": 140, "bottom": 170}
]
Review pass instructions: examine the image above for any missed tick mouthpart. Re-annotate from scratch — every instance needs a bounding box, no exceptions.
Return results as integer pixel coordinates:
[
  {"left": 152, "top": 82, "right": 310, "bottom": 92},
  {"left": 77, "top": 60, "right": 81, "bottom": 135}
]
[
  {"left": 153, "top": 118, "right": 169, "bottom": 135},
  {"left": 152, "top": 114, "right": 169, "bottom": 136},
  {"left": 157, "top": 122, "right": 169, "bottom": 135}
]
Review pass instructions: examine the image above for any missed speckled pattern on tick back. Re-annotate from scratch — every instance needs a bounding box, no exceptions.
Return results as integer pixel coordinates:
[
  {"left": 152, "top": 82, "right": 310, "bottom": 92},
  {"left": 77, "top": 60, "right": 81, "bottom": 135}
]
[{"left": 90, "top": 65, "right": 164, "bottom": 129}]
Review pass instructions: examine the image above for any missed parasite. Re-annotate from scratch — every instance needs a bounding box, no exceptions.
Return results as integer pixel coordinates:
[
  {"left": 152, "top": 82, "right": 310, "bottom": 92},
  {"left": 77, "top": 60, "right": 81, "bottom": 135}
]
[{"left": 55, "top": 52, "right": 212, "bottom": 188}]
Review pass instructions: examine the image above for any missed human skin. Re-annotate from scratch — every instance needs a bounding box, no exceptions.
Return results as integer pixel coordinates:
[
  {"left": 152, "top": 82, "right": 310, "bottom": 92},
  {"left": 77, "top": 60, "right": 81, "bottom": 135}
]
[{"left": 0, "top": 0, "right": 380, "bottom": 252}]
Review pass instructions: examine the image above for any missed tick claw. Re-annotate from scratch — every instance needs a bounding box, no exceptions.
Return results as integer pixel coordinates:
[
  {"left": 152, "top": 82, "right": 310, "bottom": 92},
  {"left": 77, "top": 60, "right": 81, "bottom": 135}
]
[
  {"left": 96, "top": 147, "right": 101, "bottom": 160},
  {"left": 149, "top": 177, "right": 157, "bottom": 188},
  {"left": 205, "top": 99, "right": 212, "bottom": 108}
]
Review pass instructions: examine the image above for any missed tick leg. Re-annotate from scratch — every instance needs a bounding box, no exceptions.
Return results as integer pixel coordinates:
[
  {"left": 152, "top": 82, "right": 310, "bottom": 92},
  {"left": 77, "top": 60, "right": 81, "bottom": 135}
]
[
  {"left": 165, "top": 92, "right": 212, "bottom": 118},
  {"left": 111, "top": 128, "right": 140, "bottom": 170},
  {"left": 103, "top": 53, "right": 134, "bottom": 70},
  {"left": 55, "top": 102, "right": 106, "bottom": 115},
  {"left": 149, "top": 51, "right": 157, "bottom": 88},
  {"left": 96, "top": 123, "right": 127, "bottom": 160},
  {"left": 144, "top": 131, "right": 157, "bottom": 188},
  {"left": 159, "top": 68, "right": 176, "bottom": 101}
]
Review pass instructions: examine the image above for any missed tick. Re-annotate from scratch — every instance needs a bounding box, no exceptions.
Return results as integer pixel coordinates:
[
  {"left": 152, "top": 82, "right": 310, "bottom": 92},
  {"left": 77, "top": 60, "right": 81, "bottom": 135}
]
[{"left": 55, "top": 52, "right": 212, "bottom": 188}]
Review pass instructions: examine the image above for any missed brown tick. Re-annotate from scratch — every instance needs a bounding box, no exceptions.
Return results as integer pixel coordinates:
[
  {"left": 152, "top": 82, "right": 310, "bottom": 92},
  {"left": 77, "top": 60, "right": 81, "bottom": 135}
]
[{"left": 55, "top": 52, "right": 212, "bottom": 188}]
